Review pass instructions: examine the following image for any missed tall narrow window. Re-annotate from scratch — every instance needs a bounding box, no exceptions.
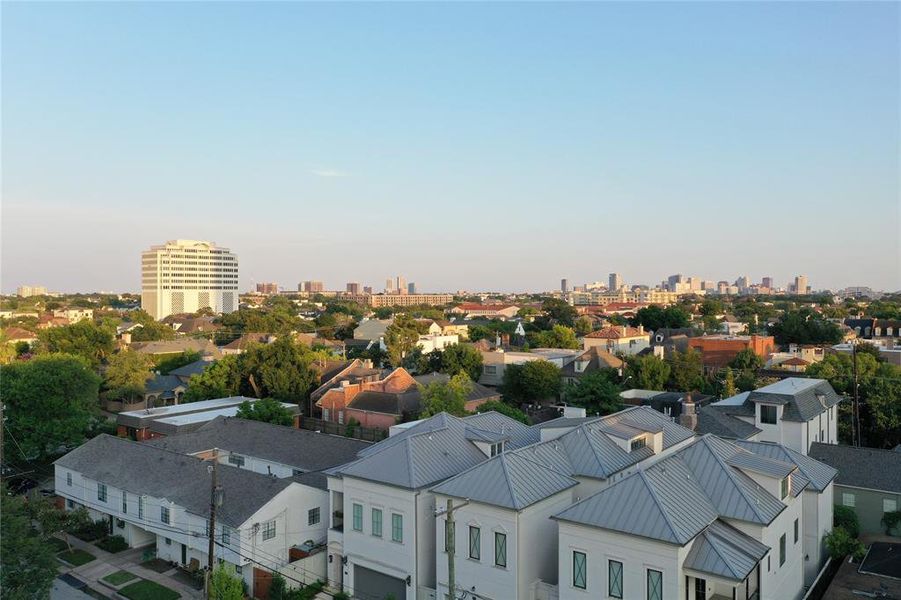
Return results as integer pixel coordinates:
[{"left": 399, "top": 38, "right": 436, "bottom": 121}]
[
  {"left": 138, "top": 496, "right": 144, "bottom": 519},
  {"left": 794, "top": 518, "right": 799, "bottom": 544},
  {"left": 66, "top": 472, "right": 72, "bottom": 487},
  {"left": 352, "top": 503, "right": 363, "bottom": 531},
  {"left": 160, "top": 506, "right": 170, "bottom": 525},
  {"left": 121, "top": 491, "right": 127, "bottom": 514},
  {"left": 695, "top": 578, "right": 707, "bottom": 600},
  {"left": 779, "top": 534, "right": 786, "bottom": 566},
  {"left": 97, "top": 482, "right": 108, "bottom": 503},
  {"left": 391, "top": 514, "right": 403, "bottom": 543},
  {"left": 371, "top": 508, "right": 382, "bottom": 537},
  {"left": 221, "top": 526, "right": 231, "bottom": 545},
  {"left": 308, "top": 507, "right": 320, "bottom": 526},
  {"left": 647, "top": 569, "right": 662, "bottom": 600},
  {"left": 262, "top": 520, "right": 276, "bottom": 541},
  {"left": 781, "top": 477, "right": 789, "bottom": 499},
  {"left": 609, "top": 560, "right": 623, "bottom": 598},
  {"left": 572, "top": 551, "right": 587, "bottom": 589},
  {"left": 494, "top": 532, "right": 507, "bottom": 567},
  {"left": 469, "top": 526, "right": 480, "bottom": 560}
]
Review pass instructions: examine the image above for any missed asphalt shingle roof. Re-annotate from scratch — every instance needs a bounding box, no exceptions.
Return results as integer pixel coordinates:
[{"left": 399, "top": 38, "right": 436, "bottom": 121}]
[
  {"left": 808, "top": 443, "right": 901, "bottom": 494},
  {"left": 55, "top": 434, "right": 293, "bottom": 528},
  {"left": 696, "top": 405, "right": 762, "bottom": 440}
]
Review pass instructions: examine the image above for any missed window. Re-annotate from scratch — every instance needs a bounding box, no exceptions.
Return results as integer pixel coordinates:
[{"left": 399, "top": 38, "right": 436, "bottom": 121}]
[
  {"left": 138, "top": 496, "right": 144, "bottom": 519},
  {"left": 572, "top": 551, "right": 587, "bottom": 589},
  {"left": 469, "top": 526, "right": 480, "bottom": 560},
  {"left": 97, "top": 482, "right": 108, "bottom": 503},
  {"left": 161, "top": 506, "right": 170, "bottom": 525},
  {"left": 352, "top": 503, "right": 363, "bottom": 532},
  {"left": 67, "top": 499, "right": 75, "bottom": 510},
  {"left": 122, "top": 491, "right": 128, "bottom": 514},
  {"left": 842, "top": 492, "right": 856, "bottom": 507},
  {"left": 494, "top": 532, "right": 507, "bottom": 567},
  {"left": 164, "top": 537, "right": 171, "bottom": 546},
  {"left": 391, "top": 514, "right": 403, "bottom": 543},
  {"left": 490, "top": 442, "right": 503, "bottom": 457},
  {"left": 221, "top": 526, "right": 231, "bottom": 545},
  {"left": 794, "top": 518, "right": 799, "bottom": 544},
  {"left": 760, "top": 405, "right": 777, "bottom": 424},
  {"left": 695, "top": 578, "right": 707, "bottom": 600},
  {"left": 228, "top": 454, "right": 245, "bottom": 468},
  {"left": 337, "top": 411, "right": 344, "bottom": 425},
  {"left": 647, "top": 569, "right": 662, "bottom": 600},
  {"left": 483, "top": 365, "right": 497, "bottom": 375},
  {"left": 66, "top": 472, "right": 72, "bottom": 487},
  {"left": 884, "top": 499, "right": 898, "bottom": 514},
  {"left": 631, "top": 436, "right": 647, "bottom": 451},
  {"left": 780, "top": 477, "right": 789, "bottom": 500},
  {"left": 767, "top": 556, "right": 771, "bottom": 571},
  {"left": 235, "top": 565, "right": 242, "bottom": 575},
  {"left": 262, "top": 520, "right": 276, "bottom": 541},
  {"left": 609, "top": 560, "right": 623, "bottom": 598},
  {"left": 371, "top": 508, "right": 382, "bottom": 537},
  {"left": 308, "top": 507, "right": 321, "bottom": 526},
  {"left": 779, "top": 534, "right": 786, "bottom": 566}
]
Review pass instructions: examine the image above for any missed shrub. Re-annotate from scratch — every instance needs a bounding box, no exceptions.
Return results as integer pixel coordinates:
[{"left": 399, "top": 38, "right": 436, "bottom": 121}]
[
  {"left": 96, "top": 535, "right": 129, "bottom": 553},
  {"left": 74, "top": 519, "right": 109, "bottom": 542},
  {"left": 834, "top": 505, "right": 860, "bottom": 538},
  {"left": 825, "top": 526, "right": 866, "bottom": 561},
  {"left": 882, "top": 510, "right": 901, "bottom": 535}
]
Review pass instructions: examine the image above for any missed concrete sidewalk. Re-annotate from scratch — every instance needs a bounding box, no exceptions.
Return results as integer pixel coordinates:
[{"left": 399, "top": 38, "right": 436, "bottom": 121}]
[{"left": 56, "top": 536, "right": 202, "bottom": 599}]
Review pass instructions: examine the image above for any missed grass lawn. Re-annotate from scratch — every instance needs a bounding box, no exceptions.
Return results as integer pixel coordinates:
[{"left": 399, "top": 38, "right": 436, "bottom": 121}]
[
  {"left": 101, "top": 570, "right": 138, "bottom": 586},
  {"left": 118, "top": 579, "right": 181, "bottom": 600},
  {"left": 57, "top": 548, "right": 96, "bottom": 566}
]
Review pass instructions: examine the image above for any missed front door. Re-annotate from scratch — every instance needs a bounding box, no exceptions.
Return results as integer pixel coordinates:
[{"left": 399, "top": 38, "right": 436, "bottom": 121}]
[{"left": 181, "top": 543, "right": 187, "bottom": 565}]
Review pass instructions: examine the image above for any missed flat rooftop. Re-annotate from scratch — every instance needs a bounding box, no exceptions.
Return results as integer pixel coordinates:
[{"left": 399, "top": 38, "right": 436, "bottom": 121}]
[{"left": 119, "top": 396, "right": 255, "bottom": 419}]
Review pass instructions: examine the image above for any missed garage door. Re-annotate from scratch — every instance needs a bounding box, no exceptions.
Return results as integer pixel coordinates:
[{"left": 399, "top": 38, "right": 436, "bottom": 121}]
[{"left": 353, "top": 565, "right": 407, "bottom": 600}]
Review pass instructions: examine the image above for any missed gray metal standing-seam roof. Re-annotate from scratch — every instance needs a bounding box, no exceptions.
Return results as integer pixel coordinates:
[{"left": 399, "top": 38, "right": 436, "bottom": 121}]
[
  {"left": 725, "top": 452, "right": 796, "bottom": 479},
  {"left": 554, "top": 454, "right": 718, "bottom": 545},
  {"left": 735, "top": 440, "right": 837, "bottom": 492},
  {"left": 684, "top": 520, "right": 770, "bottom": 582},
  {"left": 714, "top": 378, "right": 842, "bottom": 423},
  {"left": 533, "top": 416, "right": 603, "bottom": 430},
  {"left": 431, "top": 453, "right": 578, "bottom": 510},
  {"left": 54, "top": 435, "right": 294, "bottom": 528},
  {"left": 678, "top": 436, "right": 786, "bottom": 525},
  {"left": 808, "top": 443, "right": 901, "bottom": 494},
  {"left": 462, "top": 411, "right": 540, "bottom": 449}
]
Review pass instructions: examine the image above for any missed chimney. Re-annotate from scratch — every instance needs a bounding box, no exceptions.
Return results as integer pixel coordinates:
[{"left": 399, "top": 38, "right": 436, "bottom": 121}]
[
  {"left": 679, "top": 393, "right": 698, "bottom": 431},
  {"left": 621, "top": 326, "right": 627, "bottom": 336}
]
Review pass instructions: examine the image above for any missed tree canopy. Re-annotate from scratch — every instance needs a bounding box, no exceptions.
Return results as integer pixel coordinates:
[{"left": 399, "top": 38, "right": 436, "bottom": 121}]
[
  {"left": 1, "top": 354, "right": 100, "bottom": 459},
  {"left": 472, "top": 400, "right": 530, "bottom": 424},
  {"left": 624, "top": 354, "right": 670, "bottom": 390},
  {"left": 536, "top": 298, "right": 578, "bottom": 328},
  {"left": 666, "top": 349, "right": 705, "bottom": 392},
  {"left": 769, "top": 309, "right": 842, "bottom": 345},
  {"left": 36, "top": 320, "right": 114, "bottom": 367},
  {"left": 419, "top": 373, "right": 473, "bottom": 418},
  {"left": 103, "top": 350, "right": 153, "bottom": 403},
  {"left": 235, "top": 398, "right": 295, "bottom": 427},
  {"left": 563, "top": 369, "right": 622, "bottom": 416},
  {"left": 630, "top": 305, "right": 690, "bottom": 332},
  {"left": 384, "top": 314, "right": 422, "bottom": 367},
  {"left": 502, "top": 360, "right": 561, "bottom": 404},
  {"left": 530, "top": 325, "right": 580, "bottom": 350},
  {"left": 1, "top": 486, "right": 58, "bottom": 599}
]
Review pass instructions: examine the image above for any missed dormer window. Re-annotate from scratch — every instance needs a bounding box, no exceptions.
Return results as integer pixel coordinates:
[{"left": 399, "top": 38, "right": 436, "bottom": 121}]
[
  {"left": 760, "top": 405, "right": 778, "bottom": 425},
  {"left": 630, "top": 436, "right": 647, "bottom": 452},
  {"left": 490, "top": 442, "right": 504, "bottom": 457}
]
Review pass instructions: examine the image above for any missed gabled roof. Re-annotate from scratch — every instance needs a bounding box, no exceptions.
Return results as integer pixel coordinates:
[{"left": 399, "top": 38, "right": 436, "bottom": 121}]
[
  {"left": 735, "top": 440, "right": 837, "bottom": 492},
  {"left": 808, "top": 443, "right": 901, "bottom": 494},
  {"left": 145, "top": 416, "right": 370, "bottom": 473},
  {"left": 746, "top": 378, "right": 842, "bottom": 422},
  {"left": 55, "top": 434, "right": 294, "bottom": 528},
  {"left": 695, "top": 405, "right": 761, "bottom": 440},
  {"left": 145, "top": 374, "right": 186, "bottom": 394},
  {"left": 684, "top": 520, "right": 769, "bottom": 582},
  {"left": 3, "top": 326, "right": 38, "bottom": 340},
  {"left": 431, "top": 453, "right": 577, "bottom": 510},
  {"left": 725, "top": 451, "right": 796, "bottom": 479},
  {"left": 168, "top": 359, "right": 214, "bottom": 379}
]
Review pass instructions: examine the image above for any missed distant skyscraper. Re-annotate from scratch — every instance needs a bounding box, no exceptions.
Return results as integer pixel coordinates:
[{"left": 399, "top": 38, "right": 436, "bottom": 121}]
[
  {"left": 363, "top": 286, "right": 373, "bottom": 295},
  {"left": 16, "top": 285, "right": 47, "bottom": 297},
  {"left": 561, "top": 278, "right": 569, "bottom": 293},
  {"left": 255, "top": 282, "right": 278, "bottom": 295},
  {"left": 385, "top": 278, "right": 395, "bottom": 293},
  {"left": 735, "top": 276, "right": 750, "bottom": 291},
  {"left": 666, "top": 274, "right": 684, "bottom": 291},
  {"left": 608, "top": 273, "right": 622, "bottom": 291},
  {"left": 346, "top": 282, "right": 362, "bottom": 294},
  {"left": 301, "top": 281, "right": 324, "bottom": 293},
  {"left": 141, "top": 239, "right": 238, "bottom": 320},
  {"left": 762, "top": 277, "right": 774, "bottom": 289},
  {"left": 396, "top": 276, "right": 407, "bottom": 295},
  {"left": 407, "top": 282, "right": 417, "bottom": 295},
  {"left": 794, "top": 275, "right": 809, "bottom": 295}
]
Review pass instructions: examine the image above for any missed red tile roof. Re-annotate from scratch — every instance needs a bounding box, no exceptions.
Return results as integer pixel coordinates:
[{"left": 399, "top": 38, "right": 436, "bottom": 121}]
[{"left": 584, "top": 326, "right": 646, "bottom": 339}]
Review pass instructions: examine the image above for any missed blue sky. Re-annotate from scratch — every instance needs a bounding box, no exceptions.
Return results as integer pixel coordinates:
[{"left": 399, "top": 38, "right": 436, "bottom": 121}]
[{"left": 2, "top": 2, "right": 898, "bottom": 293}]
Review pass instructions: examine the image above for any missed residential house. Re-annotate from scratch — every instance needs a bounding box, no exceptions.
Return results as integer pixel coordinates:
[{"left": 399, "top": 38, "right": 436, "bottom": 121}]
[
  {"left": 55, "top": 434, "right": 330, "bottom": 596},
  {"left": 161, "top": 314, "right": 221, "bottom": 335},
  {"left": 479, "top": 349, "right": 546, "bottom": 387},
  {"left": 843, "top": 318, "right": 901, "bottom": 342},
  {"left": 53, "top": 308, "right": 95, "bottom": 323},
  {"left": 808, "top": 443, "right": 901, "bottom": 536},
  {"left": 3, "top": 326, "right": 38, "bottom": 345},
  {"left": 560, "top": 347, "right": 624, "bottom": 385},
  {"left": 353, "top": 318, "right": 393, "bottom": 341},
  {"left": 450, "top": 303, "right": 521, "bottom": 320},
  {"left": 36, "top": 314, "right": 70, "bottom": 329},
  {"left": 416, "top": 333, "right": 459, "bottom": 354},
  {"left": 582, "top": 326, "right": 650, "bottom": 356},
  {"left": 649, "top": 328, "right": 702, "bottom": 358},
  {"left": 720, "top": 314, "right": 747, "bottom": 335},
  {"left": 131, "top": 338, "right": 222, "bottom": 359},
  {"left": 619, "top": 389, "right": 713, "bottom": 421},
  {"left": 554, "top": 433, "right": 835, "bottom": 600},
  {"left": 687, "top": 334, "right": 776, "bottom": 370},
  {"left": 710, "top": 378, "right": 841, "bottom": 455},
  {"left": 220, "top": 333, "right": 277, "bottom": 355}
]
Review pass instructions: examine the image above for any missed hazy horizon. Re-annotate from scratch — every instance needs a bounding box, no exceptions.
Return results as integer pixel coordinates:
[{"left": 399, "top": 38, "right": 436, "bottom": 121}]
[{"left": 2, "top": 2, "right": 899, "bottom": 294}]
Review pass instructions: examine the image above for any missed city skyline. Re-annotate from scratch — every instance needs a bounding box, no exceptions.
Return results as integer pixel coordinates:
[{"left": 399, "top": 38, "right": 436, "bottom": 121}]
[{"left": 2, "top": 2, "right": 898, "bottom": 293}]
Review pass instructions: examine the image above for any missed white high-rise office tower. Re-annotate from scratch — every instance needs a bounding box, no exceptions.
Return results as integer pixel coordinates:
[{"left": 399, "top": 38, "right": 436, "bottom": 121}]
[{"left": 141, "top": 239, "right": 239, "bottom": 320}]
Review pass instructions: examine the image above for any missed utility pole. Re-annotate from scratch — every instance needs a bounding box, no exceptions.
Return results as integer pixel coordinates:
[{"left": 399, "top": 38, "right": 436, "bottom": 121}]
[
  {"left": 206, "top": 449, "right": 222, "bottom": 599},
  {"left": 852, "top": 345, "right": 861, "bottom": 447},
  {"left": 436, "top": 498, "right": 469, "bottom": 600}
]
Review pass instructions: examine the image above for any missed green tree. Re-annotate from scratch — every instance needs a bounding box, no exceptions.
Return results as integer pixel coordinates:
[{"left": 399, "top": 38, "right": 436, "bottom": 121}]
[
  {"left": 437, "top": 343, "right": 483, "bottom": 381},
  {"left": 625, "top": 354, "right": 671, "bottom": 390},
  {"left": 729, "top": 348, "right": 763, "bottom": 371},
  {"left": 384, "top": 315, "right": 421, "bottom": 367},
  {"left": 700, "top": 299, "right": 724, "bottom": 316},
  {"left": 209, "top": 563, "right": 244, "bottom": 600},
  {"left": 573, "top": 317, "right": 593, "bottom": 337},
  {"left": 36, "top": 319, "right": 114, "bottom": 367},
  {"left": 719, "top": 367, "right": 737, "bottom": 398},
  {"left": 419, "top": 373, "right": 473, "bottom": 417},
  {"left": 472, "top": 401, "right": 530, "bottom": 424},
  {"left": 538, "top": 298, "right": 578, "bottom": 328},
  {"left": 1, "top": 354, "right": 100, "bottom": 459},
  {"left": 14, "top": 341, "right": 30, "bottom": 356},
  {"left": 103, "top": 350, "right": 153, "bottom": 401},
  {"left": 834, "top": 505, "right": 860, "bottom": 538},
  {"left": 155, "top": 350, "right": 202, "bottom": 374},
  {"left": 235, "top": 398, "right": 294, "bottom": 426},
  {"left": 240, "top": 338, "right": 319, "bottom": 401},
  {"left": 502, "top": 360, "right": 561, "bottom": 403},
  {"left": 667, "top": 349, "right": 705, "bottom": 392},
  {"left": 531, "top": 325, "right": 580, "bottom": 350},
  {"left": 863, "top": 376, "right": 901, "bottom": 448},
  {"left": 268, "top": 573, "right": 288, "bottom": 600},
  {"left": 769, "top": 309, "right": 842, "bottom": 345},
  {"left": 1, "top": 487, "right": 58, "bottom": 600},
  {"left": 631, "top": 305, "right": 690, "bottom": 331},
  {"left": 824, "top": 527, "right": 865, "bottom": 561},
  {"left": 184, "top": 355, "right": 243, "bottom": 402},
  {"left": 563, "top": 369, "right": 622, "bottom": 415},
  {"left": 29, "top": 498, "right": 91, "bottom": 552}
]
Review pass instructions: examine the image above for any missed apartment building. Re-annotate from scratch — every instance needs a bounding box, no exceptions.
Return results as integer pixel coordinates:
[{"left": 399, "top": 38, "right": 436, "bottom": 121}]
[
  {"left": 687, "top": 334, "right": 776, "bottom": 370},
  {"left": 141, "top": 239, "right": 239, "bottom": 320},
  {"left": 369, "top": 293, "right": 454, "bottom": 308},
  {"left": 450, "top": 303, "right": 520, "bottom": 319},
  {"left": 582, "top": 325, "right": 650, "bottom": 355},
  {"left": 16, "top": 285, "right": 47, "bottom": 297}
]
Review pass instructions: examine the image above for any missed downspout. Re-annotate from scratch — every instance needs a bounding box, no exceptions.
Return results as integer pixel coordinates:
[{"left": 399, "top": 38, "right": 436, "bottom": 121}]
[{"left": 414, "top": 490, "right": 420, "bottom": 596}]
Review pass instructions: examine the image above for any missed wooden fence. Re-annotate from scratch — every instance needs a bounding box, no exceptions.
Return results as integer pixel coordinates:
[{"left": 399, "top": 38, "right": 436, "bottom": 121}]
[{"left": 299, "top": 417, "right": 387, "bottom": 442}]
